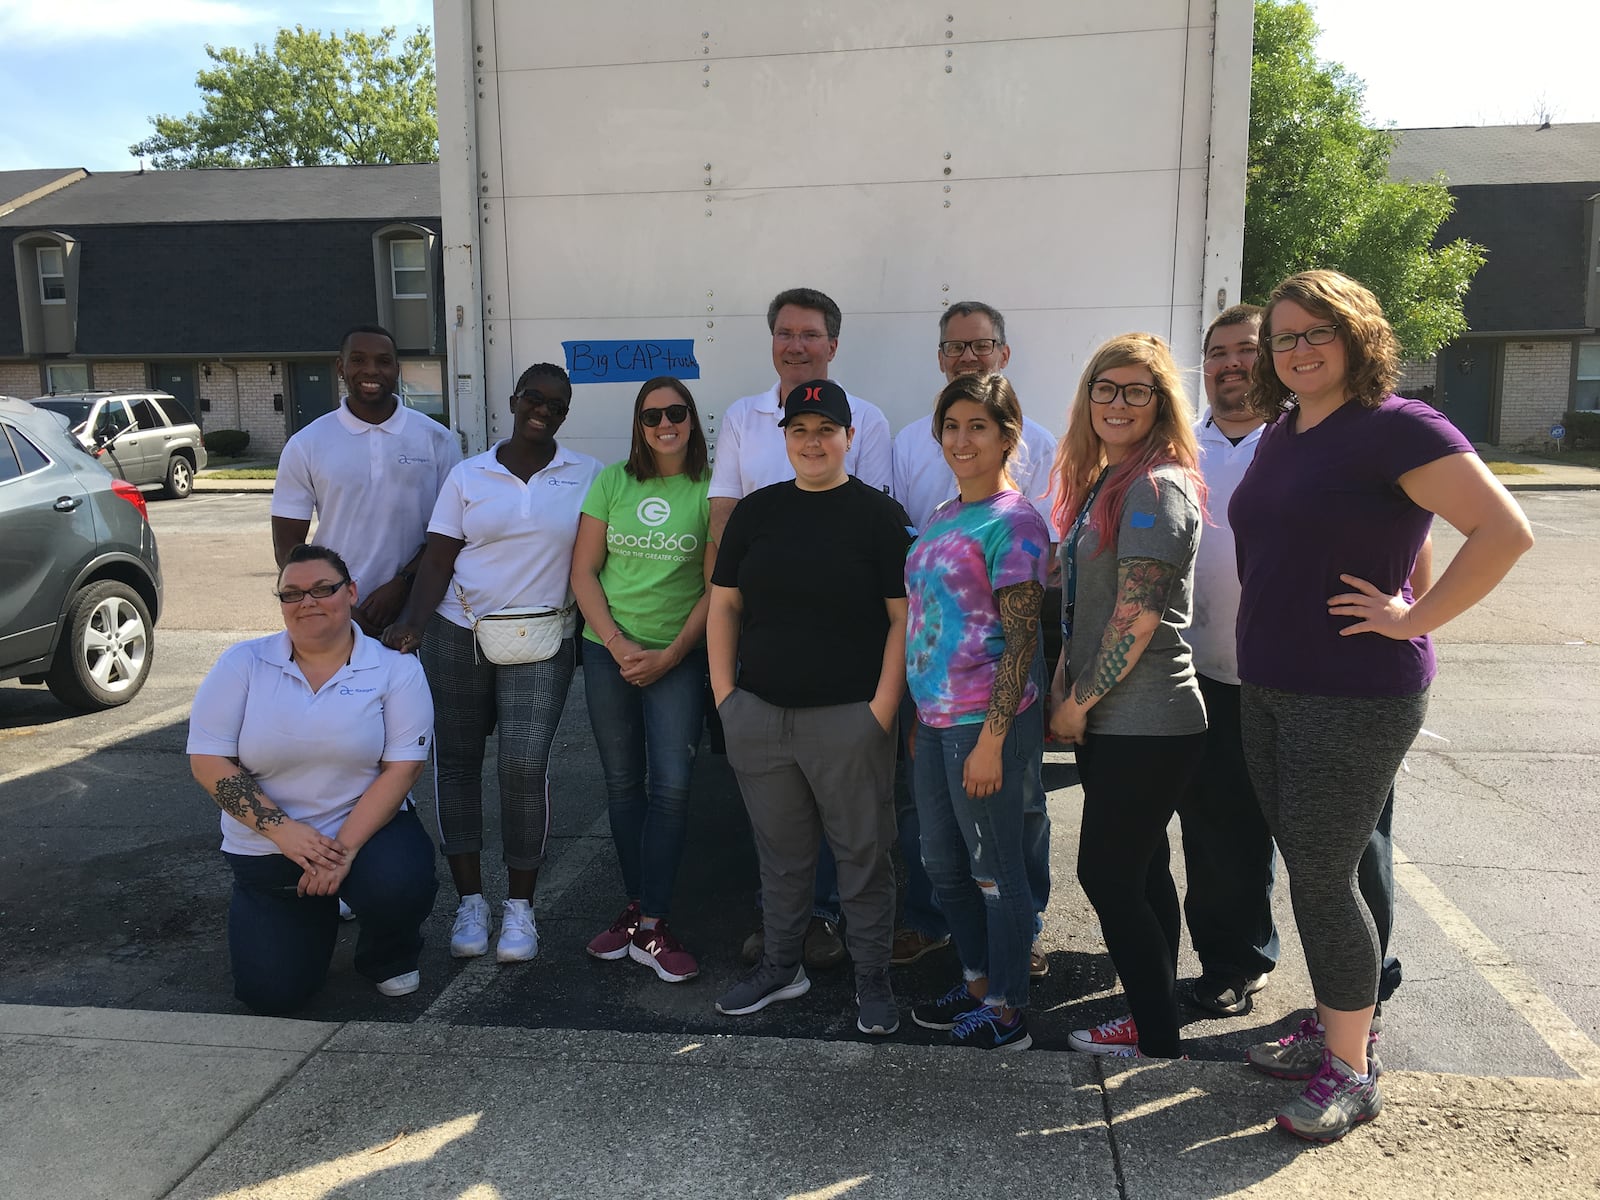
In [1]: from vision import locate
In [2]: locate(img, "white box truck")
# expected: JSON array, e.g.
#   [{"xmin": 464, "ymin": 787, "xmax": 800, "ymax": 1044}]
[{"xmin": 433, "ymin": 0, "xmax": 1253, "ymax": 460}]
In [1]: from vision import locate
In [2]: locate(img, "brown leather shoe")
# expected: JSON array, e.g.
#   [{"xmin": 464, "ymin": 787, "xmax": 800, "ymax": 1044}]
[
  {"xmin": 890, "ymin": 927, "xmax": 951, "ymax": 966},
  {"xmin": 803, "ymin": 916, "xmax": 846, "ymax": 970}
]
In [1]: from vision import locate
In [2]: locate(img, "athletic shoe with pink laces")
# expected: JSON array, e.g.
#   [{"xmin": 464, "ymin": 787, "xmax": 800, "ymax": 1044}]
[
  {"xmin": 1068, "ymin": 1014, "xmax": 1139, "ymax": 1054},
  {"xmin": 586, "ymin": 900, "xmax": 642, "ymax": 961},
  {"xmin": 630, "ymin": 921, "xmax": 699, "ymax": 983},
  {"xmin": 1247, "ymin": 1016, "xmax": 1383, "ymax": 1080}
]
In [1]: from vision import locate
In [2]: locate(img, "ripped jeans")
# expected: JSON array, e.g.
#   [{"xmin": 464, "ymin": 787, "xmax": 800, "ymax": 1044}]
[{"xmin": 912, "ymin": 704, "xmax": 1043, "ymax": 1010}]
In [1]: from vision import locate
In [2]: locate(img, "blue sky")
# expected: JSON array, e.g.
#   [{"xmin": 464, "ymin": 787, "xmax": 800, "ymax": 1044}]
[{"xmin": 1, "ymin": 0, "xmax": 1596, "ymax": 173}]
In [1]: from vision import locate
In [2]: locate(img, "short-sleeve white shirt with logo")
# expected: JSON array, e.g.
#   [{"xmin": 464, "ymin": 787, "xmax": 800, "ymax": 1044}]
[
  {"xmin": 271, "ymin": 400, "xmax": 462, "ymax": 594},
  {"xmin": 186, "ymin": 627, "xmax": 435, "ymax": 856},
  {"xmin": 428, "ymin": 442, "xmax": 604, "ymax": 631}
]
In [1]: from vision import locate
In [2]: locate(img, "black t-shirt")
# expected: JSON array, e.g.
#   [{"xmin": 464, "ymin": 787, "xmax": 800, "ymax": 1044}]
[{"xmin": 713, "ymin": 478, "xmax": 912, "ymax": 708}]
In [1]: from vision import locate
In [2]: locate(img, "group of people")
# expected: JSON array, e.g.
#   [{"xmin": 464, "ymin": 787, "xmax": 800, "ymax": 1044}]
[{"xmin": 188, "ymin": 272, "xmax": 1532, "ymax": 1143}]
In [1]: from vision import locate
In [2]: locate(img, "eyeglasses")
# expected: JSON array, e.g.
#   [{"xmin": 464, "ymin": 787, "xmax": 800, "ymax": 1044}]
[
  {"xmin": 515, "ymin": 389, "xmax": 571, "ymax": 413},
  {"xmin": 274, "ymin": 579, "xmax": 350, "ymax": 604},
  {"xmin": 938, "ymin": 339, "xmax": 1001, "ymax": 357},
  {"xmin": 1088, "ymin": 379, "xmax": 1158, "ymax": 407},
  {"xmin": 640, "ymin": 404, "xmax": 690, "ymax": 427},
  {"xmin": 772, "ymin": 330, "xmax": 831, "ymax": 346},
  {"xmin": 1267, "ymin": 324, "xmax": 1340, "ymax": 354}
]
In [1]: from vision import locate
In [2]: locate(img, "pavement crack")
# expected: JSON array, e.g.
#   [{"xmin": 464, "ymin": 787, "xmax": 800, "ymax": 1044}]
[
  {"xmin": 1093, "ymin": 1060, "xmax": 1130, "ymax": 1200},
  {"xmin": 1403, "ymin": 859, "xmax": 1590, "ymax": 876}
]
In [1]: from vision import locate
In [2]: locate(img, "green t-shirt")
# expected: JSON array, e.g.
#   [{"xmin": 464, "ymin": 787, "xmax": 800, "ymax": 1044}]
[{"xmin": 579, "ymin": 463, "xmax": 711, "ymax": 649}]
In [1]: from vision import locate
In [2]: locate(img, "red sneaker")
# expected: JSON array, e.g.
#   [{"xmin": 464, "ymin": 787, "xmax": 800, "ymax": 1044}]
[
  {"xmin": 586, "ymin": 901, "xmax": 641, "ymax": 961},
  {"xmin": 630, "ymin": 921, "xmax": 700, "ymax": 983},
  {"xmin": 1068, "ymin": 1014, "xmax": 1139, "ymax": 1054}
]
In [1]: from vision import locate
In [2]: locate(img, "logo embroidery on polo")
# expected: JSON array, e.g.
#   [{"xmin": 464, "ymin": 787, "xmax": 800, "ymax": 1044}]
[{"xmin": 636, "ymin": 497, "xmax": 672, "ymax": 528}]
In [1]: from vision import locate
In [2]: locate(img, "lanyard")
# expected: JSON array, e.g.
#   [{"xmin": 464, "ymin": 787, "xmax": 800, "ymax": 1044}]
[{"xmin": 1060, "ymin": 465, "xmax": 1111, "ymax": 649}]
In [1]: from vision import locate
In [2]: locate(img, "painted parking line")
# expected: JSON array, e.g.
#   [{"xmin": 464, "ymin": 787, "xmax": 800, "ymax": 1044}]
[
  {"xmin": 0, "ymin": 698, "xmax": 194, "ymax": 791},
  {"xmin": 1394, "ymin": 842, "xmax": 1600, "ymax": 1079},
  {"xmin": 417, "ymin": 805, "xmax": 615, "ymax": 1025}
]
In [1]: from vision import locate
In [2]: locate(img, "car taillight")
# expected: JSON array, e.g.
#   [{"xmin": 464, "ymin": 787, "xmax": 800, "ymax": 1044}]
[{"xmin": 111, "ymin": 478, "xmax": 149, "ymax": 522}]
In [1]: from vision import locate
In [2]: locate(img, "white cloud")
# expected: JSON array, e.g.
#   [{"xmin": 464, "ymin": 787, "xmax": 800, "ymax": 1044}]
[{"xmin": 0, "ymin": 0, "xmax": 268, "ymax": 44}]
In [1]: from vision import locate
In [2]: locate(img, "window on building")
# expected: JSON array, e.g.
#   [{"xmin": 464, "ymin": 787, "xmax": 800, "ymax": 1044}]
[
  {"xmin": 1577, "ymin": 341, "xmax": 1600, "ymax": 412},
  {"xmin": 38, "ymin": 245, "xmax": 66, "ymax": 304},
  {"xmin": 391, "ymin": 238, "xmax": 427, "ymax": 299},
  {"xmin": 399, "ymin": 360, "xmax": 446, "ymax": 424},
  {"xmin": 45, "ymin": 362, "xmax": 89, "ymax": 394}
]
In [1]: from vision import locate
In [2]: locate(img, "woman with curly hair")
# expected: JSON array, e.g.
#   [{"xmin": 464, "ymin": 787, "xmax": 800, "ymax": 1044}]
[
  {"xmin": 1231, "ymin": 270, "xmax": 1531, "ymax": 1141},
  {"xmin": 1048, "ymin": 333, "xmax": 1207, "ymax": 1061}
]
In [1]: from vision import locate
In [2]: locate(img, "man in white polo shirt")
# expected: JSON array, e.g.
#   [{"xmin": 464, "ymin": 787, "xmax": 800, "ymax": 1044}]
[
  {"xmin": 272, "ymin": 324, "xmax": 462, "ymax": 639},
  {"xmin": 707, "ymin": 287, "xmax": 892, "ymax": 545},
  {"xmin": 889, "ymin": 300, "xmax": 1059, "ymax": 975},
  {"xmin": 708, "ymin": 286, "xmax": 892, "ymax": 969}
]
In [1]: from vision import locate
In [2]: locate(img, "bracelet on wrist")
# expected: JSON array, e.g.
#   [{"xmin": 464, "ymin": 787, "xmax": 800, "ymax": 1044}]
[{"xmin": 604, "ymin": 628, "xmax": 623, "ymax": 648}]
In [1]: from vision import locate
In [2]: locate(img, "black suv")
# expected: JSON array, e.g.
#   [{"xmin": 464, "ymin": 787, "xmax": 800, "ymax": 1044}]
[
  {"xmin": 0, "ymin": 396, "xmax": 163, "ymax": 710},
  {"xmin": 30, "ymin": 390, "xmax": 208, "ymax": 500}
]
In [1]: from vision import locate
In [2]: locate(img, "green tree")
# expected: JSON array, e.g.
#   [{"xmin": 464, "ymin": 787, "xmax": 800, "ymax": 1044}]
[
  {"xmin": 1245, "ymin": 1, "xmax": 1484, "ymax": 358},
  {"xmin": 130, "ymin": 25, "xmax": 437, "ymax": 168}
]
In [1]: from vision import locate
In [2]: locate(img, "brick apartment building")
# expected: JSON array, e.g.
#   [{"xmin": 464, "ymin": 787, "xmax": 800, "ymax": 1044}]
[
  {"xmin": 0, "ymin": 164, "xmax": 447, "ymax": 454},
  {"xmin": 1389, "ymin": 123, "xmax": 1600, "ymax": 447}
]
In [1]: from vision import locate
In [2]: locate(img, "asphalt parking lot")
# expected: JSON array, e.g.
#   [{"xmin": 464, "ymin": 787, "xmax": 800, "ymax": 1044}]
[{"xmin": 2, "ymin": 489, "xmax": 1597, "ymax": 1079}]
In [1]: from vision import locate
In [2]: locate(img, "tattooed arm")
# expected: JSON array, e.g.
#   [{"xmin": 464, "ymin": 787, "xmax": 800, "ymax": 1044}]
[
  {"xmin": 1049, "ymin": 556, "xmax": 1179, "ymax": 744},
  {"xmin": 963, "ymin": 580, "xmax": 1044, "ymax": 799},
  {"xmin": 191, "ymin": 754, "xmax": 346, "ymax": 876}
]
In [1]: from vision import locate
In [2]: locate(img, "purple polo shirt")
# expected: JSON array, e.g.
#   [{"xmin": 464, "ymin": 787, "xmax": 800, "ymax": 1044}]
[{"xmin": 1229, "ymin": 395, "xmax": 1475, "ymax": 697}]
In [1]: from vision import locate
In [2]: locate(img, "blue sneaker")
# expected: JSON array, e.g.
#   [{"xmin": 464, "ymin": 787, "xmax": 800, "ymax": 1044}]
[
  {"xmin": 951, "ymin": 1004, "xmax": 1032, "ymax": 1051},
  {"xmin": 912, "ymin": 981, "xmax": 984, "ymax": 1031}
]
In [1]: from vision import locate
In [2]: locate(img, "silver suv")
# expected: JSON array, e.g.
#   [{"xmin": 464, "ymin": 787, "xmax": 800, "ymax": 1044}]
[
  {"xmin": 30, "ymin": 390, "xmax": 208, "ymax": 500},
  {"xmin": 1, "ymin": 395, "xmax": 163, "ymax": 710}
]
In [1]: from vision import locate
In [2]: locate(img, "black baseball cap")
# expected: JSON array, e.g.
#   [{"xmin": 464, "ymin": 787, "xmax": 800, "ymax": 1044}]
[{"xmin": 778, "ymin": 379, "xmax": 851, "ymax": 428}]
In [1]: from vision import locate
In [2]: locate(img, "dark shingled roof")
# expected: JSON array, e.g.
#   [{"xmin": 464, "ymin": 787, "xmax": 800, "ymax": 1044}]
[
  {"xmin": 1388, "ymin": 124, "xmax": 1600, "ymax": 186},
  {"xmin": 0, "ymin": 164, "xmax": 440, "ymax": 226},
  {"xmin": 0, "ymin": 169, "xmax": 86, "ymax": 214}
]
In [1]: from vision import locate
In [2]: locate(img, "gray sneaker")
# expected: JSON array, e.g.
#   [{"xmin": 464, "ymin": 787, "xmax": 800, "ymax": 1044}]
[
  {"xmin": 855, "ymin": 968, "xmax": 900, "ymax": 1036},
  {"xmin": 1275, "ymin": 1051, "xmax": 1383, "ymax": 1142},
  {"xmin": 1247, "ymin": 1016, "xmax": 1383, "ymax": 1080},
  {"xmin": 715, "ymin": 960, "xmax": 810, "ymax": 1016}
]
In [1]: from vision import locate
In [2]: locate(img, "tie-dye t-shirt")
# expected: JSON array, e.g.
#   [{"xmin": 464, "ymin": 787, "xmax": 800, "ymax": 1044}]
[{"xmin": 906, "ymin": 489, "xmax": 1050, "ymax": 728}]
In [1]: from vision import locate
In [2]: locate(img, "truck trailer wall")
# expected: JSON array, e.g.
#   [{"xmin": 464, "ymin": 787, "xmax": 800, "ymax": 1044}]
[{"xmin": 436, "ymin": 0, "xmax": 1251, "ymax": 462}]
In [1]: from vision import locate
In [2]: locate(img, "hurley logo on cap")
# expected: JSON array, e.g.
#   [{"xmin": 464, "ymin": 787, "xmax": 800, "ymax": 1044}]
[{"xmin": 779, "ymin": 378, "xmax": 852, "ymax": 427}]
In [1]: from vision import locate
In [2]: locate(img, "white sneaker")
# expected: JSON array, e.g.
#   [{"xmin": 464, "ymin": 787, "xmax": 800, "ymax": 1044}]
[
  {"xmin": 338, "ymin": 898, "xmax": 356, "ymax": 922},
  {"xmin": 496, "ymin": 899, "xmax": 538, "ymax": 962},
  {"xmin": 450, "ymin": 893, "xmax": 491, "ymax": 958},
  {"xmin": 377, "ymin": 970, "xmax": 420, "ymax": 997}
]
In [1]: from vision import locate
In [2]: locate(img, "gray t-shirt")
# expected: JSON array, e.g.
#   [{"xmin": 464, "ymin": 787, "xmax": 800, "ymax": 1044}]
[{"xmin": 1064, "ymin": 463, "xmax": 1206, "ymax": 736}]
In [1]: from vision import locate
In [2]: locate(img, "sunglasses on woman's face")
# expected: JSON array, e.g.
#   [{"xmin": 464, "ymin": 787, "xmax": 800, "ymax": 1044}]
[{"xmin": 639, "ymin": 404, "xmax": 690, "ymax": 427}]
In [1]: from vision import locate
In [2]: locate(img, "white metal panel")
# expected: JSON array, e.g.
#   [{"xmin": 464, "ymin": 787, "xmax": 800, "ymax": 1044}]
[
  {"xmin": 495, "ymin": 31, "xmax": 1190, "ymax": 199},
  {"xmin": 490, "ymin": 0, "xmax": 1190, "ymax": 70},
  {"xmin": 498, "ymin": 171, "xmax": 1187, "ymax": 324}
]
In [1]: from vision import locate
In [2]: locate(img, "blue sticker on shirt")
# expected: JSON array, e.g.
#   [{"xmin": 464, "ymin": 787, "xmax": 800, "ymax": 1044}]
[
  {"xmin": 1129, "ymin": 511, "xmax": 1156, "ymax": 529},
  {"xmin": 1020, "ymin": 539, "xmax": 1043, "ymax": 559}
]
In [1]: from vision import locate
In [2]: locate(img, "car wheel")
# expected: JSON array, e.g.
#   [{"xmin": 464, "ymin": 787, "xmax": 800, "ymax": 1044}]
[
  {"xmin": 163, "ymin": 455, "xmax": 194, "ymax": 499},
  {"xmin": 45, "ymin": 581, "xmax": 154, "ymax": 711}
]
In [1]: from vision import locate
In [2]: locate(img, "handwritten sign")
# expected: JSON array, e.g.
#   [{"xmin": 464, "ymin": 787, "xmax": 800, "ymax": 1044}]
[{"xmin": 563, "ymin": 340, "xmax": 700, "ymax": 384}]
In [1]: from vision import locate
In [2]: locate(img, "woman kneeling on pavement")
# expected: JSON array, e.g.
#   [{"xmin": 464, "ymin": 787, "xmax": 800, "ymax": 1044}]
[
  {"xmin": 1231, "ymin": 270, "xmax": 1531, "ymax": 1141},
  {"xmin": 189, "ymin": 544, "xmax": 438, "ymax": 1015},
  {"xmin": 904, "ymin": 373, "xmax": 1050, "ymax": 1051},
  {"xmin": 708, "ymin": 379, "xmax": 911, "ymax": 1034},
  {"xmin": 572, "ymin": 376, "xmax": 713, "ymax": 983},
  {"xmin": 1049, "ymin": 333, "xmax": 1207, "ymax": 1062}
]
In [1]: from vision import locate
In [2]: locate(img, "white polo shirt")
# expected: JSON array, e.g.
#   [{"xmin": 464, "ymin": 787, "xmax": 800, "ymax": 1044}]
[
  {"xmin": 893, "ymin": 412, "xmax": 1060, "ymax": 535},
  {"xmin": 272, "ymin": 400, "xmax": 462, "ymax": 595},
  {"xmin": 1189, "ymin": 413, "xmax": 1266, "ymax": 686},
  {"xmin": 187, "ymin": 627, "xmax": 434, "ymax": 857},
  {"xmin": 708, "ymin": 381, "xmax": 893, "ymax": 499},
  {"xmin": 428, "ymin": 441, "xmax": 603, "ymax": 631}
]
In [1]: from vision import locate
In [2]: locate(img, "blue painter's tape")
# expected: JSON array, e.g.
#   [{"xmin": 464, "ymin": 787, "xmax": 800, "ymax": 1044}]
[
  {"xmin": 1020, "ymin": 538, "xmax": 1043, "ymax": 559},
  {"xmin": 562, "ymin": 340, "xmax": 701, "ymax": 384},
  {"xmin": 1129, "ymin": 511, "xmax": 1156, "ymax": 529}
]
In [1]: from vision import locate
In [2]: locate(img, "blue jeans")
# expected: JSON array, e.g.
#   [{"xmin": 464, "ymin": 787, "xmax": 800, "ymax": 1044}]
[
  {"xmin": 582, "ymin": 641, "xmax": 706, "ymax": 917},
  {"xmin": 224, "ymin": 807, "xmax": 438, "ymax": 1016},
  {"xmin": 913, "ymin": 706, "xmax": 1043, "ymax": 1010}
]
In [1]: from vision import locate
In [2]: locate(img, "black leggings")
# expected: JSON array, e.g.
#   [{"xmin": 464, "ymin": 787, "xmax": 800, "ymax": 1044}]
[{"xmin": 1077, "ymin": 731, "xmax": 1207, "ymax": 1058}]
